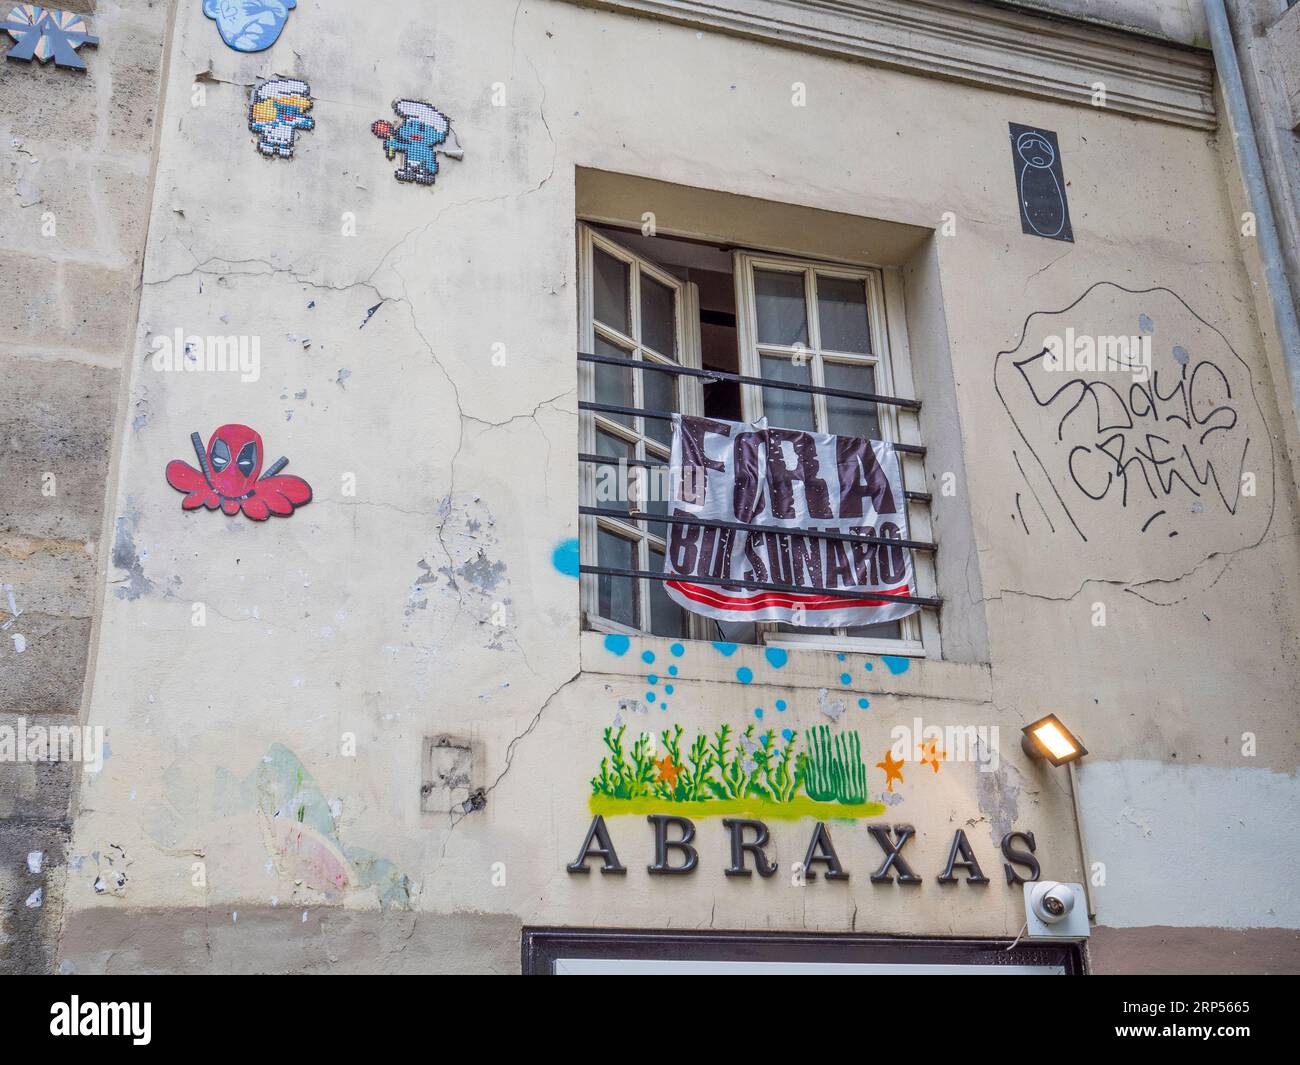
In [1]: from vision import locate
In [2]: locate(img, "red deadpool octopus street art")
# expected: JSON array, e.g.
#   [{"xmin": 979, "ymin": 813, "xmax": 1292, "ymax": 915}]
[{"xmin": 165, "ymin": 424, "xmax": 312, "ymax": 521}]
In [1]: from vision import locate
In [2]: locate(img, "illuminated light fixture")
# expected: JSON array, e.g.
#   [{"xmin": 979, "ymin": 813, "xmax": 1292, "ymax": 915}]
[{"xmin": 1021, "ymin": 714, "xmax": 1087, "ymax": 767}]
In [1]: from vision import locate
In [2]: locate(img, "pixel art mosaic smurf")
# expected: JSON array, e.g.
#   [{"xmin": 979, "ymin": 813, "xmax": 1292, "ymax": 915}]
[
  {"xmin": 248, "ymin": 76, "xmax": 314, "ymax": 159},
  {"xmin": 370, "ymin": 99, "xmax": 463, "ymax": 186}
]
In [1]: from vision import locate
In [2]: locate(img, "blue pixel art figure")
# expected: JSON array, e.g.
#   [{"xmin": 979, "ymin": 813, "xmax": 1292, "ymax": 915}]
[
  {"xmin": 248, "ymin": 77, "xmax": 314, "ymax": 159},
  {"xmin": 202, "ymin": 0, "xmax": 296, "ymax": 54},
  {"xmin": 370, "ymin": 100, "xmax": 462, "ymax": 186}
]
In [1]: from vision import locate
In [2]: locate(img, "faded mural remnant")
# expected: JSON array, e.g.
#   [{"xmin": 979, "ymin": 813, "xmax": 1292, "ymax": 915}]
[
  {"xmin": 255, "ymin": 744, "xmax": 411, "ymax": 910},
  {"xmin": 202, "ymin": 0, "xmax": 297, "ymax": 54},
  {"xmin": 995, "ymin": 283, "xmax": 1273, "ymax": 551},
  {"xmin": 370, "ymin": 99, "xmax": 462, "ymax": 186},
  {"xmin": 165, "ymin": 424, "xmax": 313, "ymax": 520},
  {"xmin": 3, "ymin": 4, "xmax": 97, "ymax": 70},
  {"xmin": 589, "ymin": 722, "xmax": 887, "ymax": 820},
  {"xmin": 248, "ymin": 76, "xmax": 314, "ymax": 160}
]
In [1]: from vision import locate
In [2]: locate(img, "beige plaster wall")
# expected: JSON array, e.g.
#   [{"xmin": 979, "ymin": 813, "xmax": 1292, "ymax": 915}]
[{"xmin": 52, "ymin": 0, "xmax": 1299, "ymax": 972}]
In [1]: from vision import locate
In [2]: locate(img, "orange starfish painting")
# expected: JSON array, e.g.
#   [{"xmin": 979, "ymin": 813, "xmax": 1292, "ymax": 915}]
[
  {"xmin": 655, "ymin": 754, "xmax": 681, "ymax": 788},
  {"xmin": 876, "ymin": 750, "xmax": 905, "ymax": 792},
  {"xmin": 919, "ymin": 737, "xmax": 945, "ymax": 773}
]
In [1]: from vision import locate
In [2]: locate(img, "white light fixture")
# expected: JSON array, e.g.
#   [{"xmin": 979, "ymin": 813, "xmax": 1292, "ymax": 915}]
[{"xmin": 1021, "ymin": 713, "xmax": 1087, "ymax": 767}]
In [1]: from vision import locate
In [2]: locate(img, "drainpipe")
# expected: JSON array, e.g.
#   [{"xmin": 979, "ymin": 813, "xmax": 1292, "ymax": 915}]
[{"xmin": 1204, "ymin": 0, "xmax": 1300, "ymax": 438}]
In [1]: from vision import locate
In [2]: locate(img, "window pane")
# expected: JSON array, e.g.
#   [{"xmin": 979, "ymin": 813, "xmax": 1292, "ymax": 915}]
[
  {"xmin": 824, "ymin": 360, "xmax": 880, "ymax": 440},
  {"xmin": 754, "ymin": 269, "xmax": 808, "ymax": 346},
  {"xmin": 817, "ymin": 276, "xmax": 872, "ymax": 354},
  {"xmin": 593, "ymin": 249, "xmax": 629, "ymax": 334},
  {"xmin": 843, "ymin": 620, "xmax": 903, "ymax": 639},
  {"xmin": 594, "ymin": 335, "xmax": 633, "ymax": 427},
  {"xmin": 597, "ymin": 529, "xmax": 637, "ymax": 628},
  {"xmin": 642, "ymin": 360, "xmax": 676, "ymax": 447},
  {"xmin": 644, "ymin": 459, "xmax": 671, "ymax": 517},
  {"xmin": 640, "ymin": 273, "xmax": 677, "ymax": 358},
  {"xmin": 760, "ymin": 354, "xmax": 815, "ymax": 432},
  {"xmin": 648, "ymin": 549, "xmax": 688, "ymax": 638},
  {"xmin": 594, "ymin": 430, "xmax": 632, "ymax": 515}
]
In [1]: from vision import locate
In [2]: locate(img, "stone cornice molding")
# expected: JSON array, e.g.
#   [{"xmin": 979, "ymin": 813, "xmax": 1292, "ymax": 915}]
[{"xmin": 559, "ymin": 0, "xmax": 1216, "ymax": 129}]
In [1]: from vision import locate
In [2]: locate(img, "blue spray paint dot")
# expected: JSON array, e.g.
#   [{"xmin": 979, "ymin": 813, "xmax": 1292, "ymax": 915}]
[
  {"xmin": 759, "ymin": 732, "xmax": 770, "ymax": 745},
  {"xmin": 754, "ymin": 707, "xmax": 764, "ymax": 719},
  {"xmin": 551, "ymin": 538, "xmax": 580, "ymax": 577},
  {"xmin": 668, "ymin": 665, "xmax": 678, "ymax": 676},
  {"xmin": 736, "ymin": 667, "xmax": 754, "ymax": 684},
  {"xmin": 646, "ymin": 692, "xmax": 656, "ymax": 704},
  {"xmin": 781, "ymin": 728, "xmax": 794, "ymax": 742},
  {"xmin": 881, "ymin": 655, "xmax": 911, "ymax": 675},
  {"xmin": 864, "ymin": 661, "xmax": 874, "ymax": 671},
  {"xmin": 837, "ymin": 653, "xmax": 847, "ymax": 661},
  {"xmin": 647, "ymin": 674, "xmax": 658, "ymax": 684},
  {"xmin": 712, "ymin": 641, "xmax": 738, "ymax": 657},
  {"xmin": 764, "ymin": 647, "xmax": 789, "ymax": 669},
  {"xmin": 840, "ymin": 673, "xmax": 851, "ymax": 685},
  {"xmin": 603, "ymin": 634, "xmax": 630, "ymax": 656},
  {"xmin": 642, "ymin": 650, "xmax": 656, "ymax": 664},
  {"xmin": 775, "ymin": 699, "xmax": 787, "ymax": 712},
  {"xmin": 670, "ymin": 643, "xmax": 685, "ymax": 657},
  {"xmin": 858, "ymin": 698, "xmax": 870, "ymax": 709},
  {"xmin": 665, "ymin": 685, "xmax": 674, "ymax": 695}
]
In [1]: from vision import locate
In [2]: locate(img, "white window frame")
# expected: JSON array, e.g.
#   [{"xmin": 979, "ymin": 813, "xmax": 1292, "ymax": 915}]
[
  {"xmin": 734, "ymin": 251, "xmax": 936, "ymax": 658},
  {"xmin": 577, "ymin": 223, "xmax": 704, "ymax": 638}
]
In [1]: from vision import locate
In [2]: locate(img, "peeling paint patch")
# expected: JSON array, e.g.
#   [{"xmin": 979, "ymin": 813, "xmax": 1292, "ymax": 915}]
[
  {"xmin": 816, "ymin": 688, "xmax": 846, "ymax": 722},
  {"xmin": 973, "ymin": 738, "xmax": 1025, "ymax": 847},
  {"xmin": 26, "ymin": 851, "xmax": 42, "ymax": 874},
  {"xmin": 457, "ymin": 549, "xmax": 505, "ymax": 593},
  {"xmin": 111, "ymin": 506, "xmax": 155, "ymax": 601}
]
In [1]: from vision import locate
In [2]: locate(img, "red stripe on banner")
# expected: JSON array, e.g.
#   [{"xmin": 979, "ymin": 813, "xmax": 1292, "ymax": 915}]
[{"xmin": 666, "ymin": 580, "xmax": 913, "ymax": 612}]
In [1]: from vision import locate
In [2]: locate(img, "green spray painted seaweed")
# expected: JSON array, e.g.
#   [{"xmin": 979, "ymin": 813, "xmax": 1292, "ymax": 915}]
[
  {"xmin": 590, "ymin": 722, "xmax": 877, "ymax": 816},
  {"xmin": 802, "ymin": 725, "xmax": 868, "ymax": 804}
]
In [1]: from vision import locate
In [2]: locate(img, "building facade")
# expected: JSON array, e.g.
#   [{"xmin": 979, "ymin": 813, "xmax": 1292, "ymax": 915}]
[{"xmin": 2, "ymin": 0, "xmax": 1299, "ymax": 974}]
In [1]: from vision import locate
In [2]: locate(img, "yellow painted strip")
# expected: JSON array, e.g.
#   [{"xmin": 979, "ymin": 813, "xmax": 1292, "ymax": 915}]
[{"xmin": 589, "ymin": 794, "xmax": 887, "ymax": 821}]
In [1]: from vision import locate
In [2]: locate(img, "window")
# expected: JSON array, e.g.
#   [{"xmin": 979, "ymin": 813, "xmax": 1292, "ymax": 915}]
[
  {"xmin": 578, "ymin": 226, "xmax": 702, "ymax": 638},
  {"xmin": 735, "ymin": 253, "xmax": 924, "ymax": 654},
  {"xmin": 577, "ymin": 222, "xmax": 935, "ymax": 654}
]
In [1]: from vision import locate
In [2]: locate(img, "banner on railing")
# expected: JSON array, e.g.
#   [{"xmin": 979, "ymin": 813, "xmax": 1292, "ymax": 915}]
[{"xmin": 664, "ymin": 414, "xmax": 918, "ymax": 627}]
